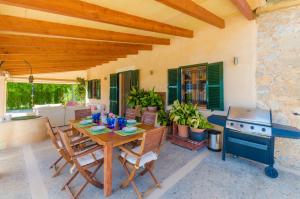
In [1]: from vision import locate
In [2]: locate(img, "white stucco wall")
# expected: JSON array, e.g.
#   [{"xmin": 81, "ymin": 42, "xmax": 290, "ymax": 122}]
[{"xmin": 87, "ymin": 15, "xmax": 257, "ymax": 110}]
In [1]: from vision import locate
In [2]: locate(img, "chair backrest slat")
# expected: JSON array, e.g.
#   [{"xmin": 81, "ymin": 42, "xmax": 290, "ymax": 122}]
[
  {"xmin": 57, "ymin": 128, "xmax": 75, "ymax": 157},
  {"xmin": 140, "ymin": 127, "xmax": 165, "ymax": 155},
  {"xmin": 141, "ymin": 111, "xmax": 157, "ymax": 126},
  {"xmin": 45, "ymin": 118, "xmax": 60, "ymax": 150},
  {"xmin": 75, "ymin": 109, "xmax": 92, "ymax": 120},
  {"xmin": 125, "ymin": 108, "xmax": 137, "ymax": 120}
]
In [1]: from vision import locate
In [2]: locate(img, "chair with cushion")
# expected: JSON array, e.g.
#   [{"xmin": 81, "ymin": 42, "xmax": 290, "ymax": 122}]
[
  {"xmin": 75, "ymin": 109, "xmax": 92, "ymax": 120},
  {"xmin": 141, "ymin": 111, "xmax": 157, "ymax": 126},
  {"xmin": 118, "ymin": 126, "xmax": 165, "ymax": 199},
  {"xmin": 58, "ymin": 128, "xmax": 104, "ymax": 199},
  {"xmin": 46, "ymin": 119, "xmax": 93, "ymax": 177},
  {"xmin": 125, "ymin": 108, "xmax": 137, "ymax": 120}
]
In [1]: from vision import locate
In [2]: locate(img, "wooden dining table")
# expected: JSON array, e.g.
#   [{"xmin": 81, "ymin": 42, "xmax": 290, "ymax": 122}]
[{"xmin": 70, "ymin": 120, "xmax": 156, "ymax": 197}]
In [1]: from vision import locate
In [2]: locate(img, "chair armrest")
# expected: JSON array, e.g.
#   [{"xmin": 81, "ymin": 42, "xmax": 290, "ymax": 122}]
[
  {"xmin": 73, "ymin": 145, "xmax": 103, "ymax": 158},
  {"xmin": 119, "ymin": 146, "xmax": 140, "ymax": 158}
]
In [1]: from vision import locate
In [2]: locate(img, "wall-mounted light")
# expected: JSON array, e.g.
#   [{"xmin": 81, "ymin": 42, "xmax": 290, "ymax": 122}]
[
  {"xmin": 150, "ymin": 70, "xmax": 154, "ymax": 75},
  {"xmin": 234, "ymin": 57, "xmax": 239, "ymax": 65},
  {"xmin": 104, "ymin": 77, "xmax": 107, "ymax": 80}
]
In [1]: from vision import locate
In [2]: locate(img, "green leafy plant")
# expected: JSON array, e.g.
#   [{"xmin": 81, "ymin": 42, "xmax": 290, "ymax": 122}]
[
  {"xmin": 147, "ymin": 88, "xmax": 163, "ymax": 108},
  {"xmin": 188, "ymin": 112, "xmax": 213, "ymax": 129},
  {"xmin": 169, "ymin": 100, "xmax": 198, "ymax": 126},
  {"xmin": 157, "ymin": 110, "xmax": 169, "ymax": 126},
  {"xmin": 127, "ymin": 87, "xmax": 163, "ymax": 109},
  {"xmin": 74, "ymin": 77, "xmax": 87, "ymax": 103},
  {"xmin": 127, "ymin": 87, "xmax": 147, "ymax": 108}
]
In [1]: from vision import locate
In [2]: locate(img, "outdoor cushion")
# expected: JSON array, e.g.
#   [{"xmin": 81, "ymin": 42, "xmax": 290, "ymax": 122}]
[
  {"xmin": 77, "ymin": 149, "xmax": 104, "ymax": 166},
  {"xmin": 120, "ymin": 146, "xmax": 158, "ymax": 167}
]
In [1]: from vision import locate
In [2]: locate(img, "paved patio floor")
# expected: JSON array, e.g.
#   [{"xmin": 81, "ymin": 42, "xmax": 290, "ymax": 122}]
[{"xmin": 0, "ymin": 139, "xmax": 300, "ymax": 199}]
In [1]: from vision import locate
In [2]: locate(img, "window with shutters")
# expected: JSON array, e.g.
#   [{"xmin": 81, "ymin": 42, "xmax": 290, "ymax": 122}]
[
  {"xmin": 87, "ymin": 79, "xmax": 101, "ymax": 99},
  {"xmin": 167, "ymin": 62, "xmax": 224, "ymax": 111}
]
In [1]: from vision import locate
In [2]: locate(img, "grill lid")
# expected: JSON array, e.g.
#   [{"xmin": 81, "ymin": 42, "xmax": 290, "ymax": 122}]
[{"xmin": 227, "ymin": 107, "xmax": 271, "ymax": 126}]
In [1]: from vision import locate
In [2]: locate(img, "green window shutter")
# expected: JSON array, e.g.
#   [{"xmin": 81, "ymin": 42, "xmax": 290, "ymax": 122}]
[
  {"xmin": 207, "ymin": 62, "xmax": 224, "ymax": 111},
  {"xmin": 109, "ymin": 74, "xmax": 119, "ymax": 115},
  {"xmin": 167, "ymin": 68, "xmax": 181, "ymax": 105},
  {"xmin": 130, "ymin": 70, "xmax": 139, "ymax": 89},
  {"xmin": 95, "ymin": 80, "xmax": 101, "ymax": 99},
  {"xmin": 87, "ymin": 80, "xmax": 93, "ymax": 99}
]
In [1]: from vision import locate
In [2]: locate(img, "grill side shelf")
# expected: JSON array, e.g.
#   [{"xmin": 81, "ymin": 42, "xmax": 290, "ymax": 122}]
[
  {"xmin": 272, "ymin": 123, "xmax": 300, "ymax": 139},
  {"xmin": 207, "ymin": 115, "xmax": 226, "ymax": 127}
]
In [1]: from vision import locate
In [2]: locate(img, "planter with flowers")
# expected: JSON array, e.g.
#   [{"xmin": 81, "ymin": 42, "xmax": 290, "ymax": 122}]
[
  {"xmin": 169, "ymin": 100, "xmax": 198, "ymax": 138},
  {"xmin": 188, "ymin": 112, "xmax": 212, "ymax": 142},
  {"xmin": 107, "ymin": 113, "xmax": 116, "ymax": 129}
]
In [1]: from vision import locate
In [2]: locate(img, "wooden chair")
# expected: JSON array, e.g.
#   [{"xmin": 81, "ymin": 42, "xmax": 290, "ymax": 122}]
[
  {"xmin": 125, "ymin": 108, "xmax": 137, "ymax": 120},
  {"xmin": 141, "ymin": 111, "xmax": 157, "ymax": 126},
  {"xmin": 58, "ymin": 128, "xmax": 104, "ymax": 199},
  {"xmin": 75, "ymin": 109, "xmax": 92, "ymax": 120},
  {"xmin": 46, "ymin": 119, "xmax": 73, "ymax": 177},
  {"xmin": 46, "ymin": 119, "xmax": 93, "ymax": 177},
  {"xmin": 118, "ymin": 127, "xmax": 165, "ymax": 199}
]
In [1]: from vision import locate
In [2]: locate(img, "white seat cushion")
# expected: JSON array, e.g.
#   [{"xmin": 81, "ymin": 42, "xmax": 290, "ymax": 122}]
[
  {"xmin": 77, "ymin": 149, "xmax": 104, "ymax": 166},
  {"xmin": 120, "ymin": 146, "xmax": 158, "ymax": 167}
]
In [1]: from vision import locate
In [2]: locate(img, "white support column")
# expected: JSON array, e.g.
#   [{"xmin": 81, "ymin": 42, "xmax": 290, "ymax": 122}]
[{"xmin": 0, "ymin": 76, "xmax": 6, "ymax": 118}]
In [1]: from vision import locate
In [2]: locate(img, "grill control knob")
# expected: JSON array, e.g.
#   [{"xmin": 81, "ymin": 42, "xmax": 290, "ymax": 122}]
[
  {"xmin": 230, "ymin": 123, "xmax": 234, "ymax": 126},
  {"xmin": 262, "ymin": 128, "xmax": 266, "ymax": 132},
  {"xmin": 240, "ymin": 124, "xmax": 244, "ymax": 128},
  {"xmin": 250, "ymin": 126, "xmax": 254, "ymax": 130}
]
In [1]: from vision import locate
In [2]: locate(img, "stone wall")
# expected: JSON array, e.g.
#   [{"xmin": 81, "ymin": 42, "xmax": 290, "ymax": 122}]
[{"xmin": 256, "ymin": 5, "xmax": 300, "ymax": 170}]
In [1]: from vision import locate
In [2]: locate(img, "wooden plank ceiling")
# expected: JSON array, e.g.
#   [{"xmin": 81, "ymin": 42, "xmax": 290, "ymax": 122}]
[{"xmin": 0, "ymin": 0, "xmax": 260, "ymax": 76}]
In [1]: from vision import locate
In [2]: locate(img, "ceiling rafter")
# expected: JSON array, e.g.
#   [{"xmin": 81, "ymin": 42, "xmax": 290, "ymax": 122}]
[
  {"xmin": 0, "ymin": 15, "xmax": 170, "ymax": 45},
  {"xmin": 230, "ymin": 0, "xmax": 255, "ymax": 20},
  {"xmin": 0, "ymin": 0, "xmax": 193, "ymax": 37},
  {"xmin": 155, "ymin": 0, "xmax": 225, "ymax": 28},
  {"xmin": 0, "ymin": 34, "xmax": 152, "ymax": 50}
]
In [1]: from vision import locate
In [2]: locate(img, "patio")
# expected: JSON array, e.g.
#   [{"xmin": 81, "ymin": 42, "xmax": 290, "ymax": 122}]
[
  {"xmin": 1, "ymin": 140, "xmax": 300, "ymax": 199},
  {"xmin": 1, "ymin": 0, "xmax": 300, "ymax": 198}
]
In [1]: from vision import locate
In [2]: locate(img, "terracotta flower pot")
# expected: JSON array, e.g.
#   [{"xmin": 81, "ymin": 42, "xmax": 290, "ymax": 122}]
[
  {"xmin": 177, "ymin": 124, "xmax": 189, "ymax": 138},
  {"xmin": 147, "ymin": 106, "xmax": 158, "ymax": 112}
]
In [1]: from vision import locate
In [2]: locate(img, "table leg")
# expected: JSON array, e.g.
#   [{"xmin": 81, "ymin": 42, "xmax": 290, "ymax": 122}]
[{"xmin": 103, "ymin": 144, "xmax": 113, "ymax": 196}]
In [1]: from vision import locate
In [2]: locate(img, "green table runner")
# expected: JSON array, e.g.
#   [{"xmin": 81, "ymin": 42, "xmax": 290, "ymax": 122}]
[
  {"xmin": 86, "ymin": 127, "xmax": 112, "ymax": 135},
  {"xmin": 114, "ymin": 128, "xmax": 145, "ymax": 136}
]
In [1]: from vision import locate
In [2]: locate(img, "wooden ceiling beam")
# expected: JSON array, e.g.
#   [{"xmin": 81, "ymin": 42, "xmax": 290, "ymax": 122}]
[
  {"xmin": 230, "ymin": 0, "xmax": 255, "ymax": 20},
  {"xmin": 0, "ymin": 34, "xmax": 152, "ymax": 50},
  {"xmin": 3, "ymin": 62, "xmax": 105, "ymax": 68},
  {"xmin": 0, "ymin": 46, "xmax": 138, "ymax": 55},
  {"xmin": 0, "ymin": 54, "xmax": 125, "ymax": 61},
  {"xmin": 3, "ymin": 59, "xmax": 116, "ymax": 66},
  {"xmin": 0, "ymin": 15, "xmax": 170, "ymax": 45},
  {"xmin": 155, "ymin": 0, "xmax": 225, "ymax": 28},
  {"xmin": 8, "ymin": 67, "xmax": 91, "ymax": 75},
  {"xmin": 0, "ymin": 0, "xmax": 193, "ymax": 37}
]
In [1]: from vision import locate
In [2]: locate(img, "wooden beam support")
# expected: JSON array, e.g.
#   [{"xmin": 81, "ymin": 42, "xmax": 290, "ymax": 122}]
[
  {"xmin": 156, "ymin": 0, "xmax": 225, "ymax": 28},
  {"xmin": 8, "ymin": 67, "xmax": 91, "ymax": 75},
  {"xmin": 3, "ymin": 59, "xmax": 116, "ymax": 66},
  {"xmin": 0, "ymin": 15, "xmax": 170, "ymax": 45},
  {"xmin": 0, "ymin": 46, "xmax": 138, "ymax": 55},
  {"xmin": 0, "ymin": 0, "xmax": 193, "ymax": 37},
  {"xmin": 0, "ymin": 54, "xmax": 125, "ymax": 61},
  {"xmin": 3, "ymin": 62, "xmax": 105, "ymax": 68},
  {"xmin": 230, "ymin": 0, "xmax": 255, "ymax": 20},
  {"xmin": 0, "ymin": 34, "xmax": 152, "ymax": 50}
]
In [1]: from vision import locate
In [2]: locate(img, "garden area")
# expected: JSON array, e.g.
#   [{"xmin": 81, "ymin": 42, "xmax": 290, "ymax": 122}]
[{"xmin": 6, "ymin": 78, "xmax": 86, "ymax": 111}]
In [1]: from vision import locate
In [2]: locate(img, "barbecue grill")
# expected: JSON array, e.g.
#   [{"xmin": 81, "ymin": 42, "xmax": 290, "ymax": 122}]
[{"xmin": 208, "ymin": 106, "xmax": 300, "ymax": 178}]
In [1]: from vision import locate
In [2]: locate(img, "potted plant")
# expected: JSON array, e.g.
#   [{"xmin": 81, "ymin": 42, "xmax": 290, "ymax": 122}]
[
  {"xmin": 169, "ymin": 100, "xmax": 197, "ymax": 138},
  {"xmin": 157, "ymin": 110, "xmax": 170, "ymax": 143},
  {"xmin": 188, "ymin": 112, "xmax": 213, "ymax": 141},
  {"xmin": 147, "ymin": 89, "xmax": 163, "ymax": 112}
]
